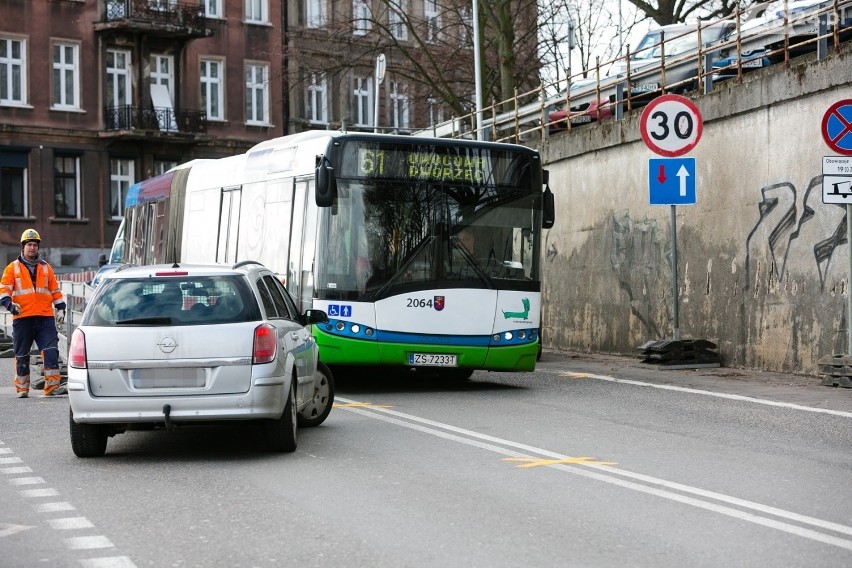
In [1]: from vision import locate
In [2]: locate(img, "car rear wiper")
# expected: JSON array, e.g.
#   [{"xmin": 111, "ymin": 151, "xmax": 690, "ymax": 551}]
[{"xmin": 115, "ymin": 317, "xmax": 173, "ymax": 325}]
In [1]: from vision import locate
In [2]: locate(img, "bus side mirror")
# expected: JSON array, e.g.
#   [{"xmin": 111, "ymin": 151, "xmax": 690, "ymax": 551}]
[
  {"xmin": 315, "ymin": 155, "xmax": 336, "ymax": 207},
  {"xmin": 542, "ymin": 169, "xmax": 555, "ymax": 229}
]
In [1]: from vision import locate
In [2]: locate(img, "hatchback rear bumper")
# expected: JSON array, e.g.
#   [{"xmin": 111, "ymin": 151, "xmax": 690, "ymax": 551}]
[{"xmin": 68, "ymin": 374, "xmax": 289, "ymax": 424}]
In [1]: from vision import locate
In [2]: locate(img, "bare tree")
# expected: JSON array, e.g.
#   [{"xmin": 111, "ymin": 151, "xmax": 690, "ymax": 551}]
[{"xmin": 624, "ymin": 0, "xmax": 762, "ymax": 27}]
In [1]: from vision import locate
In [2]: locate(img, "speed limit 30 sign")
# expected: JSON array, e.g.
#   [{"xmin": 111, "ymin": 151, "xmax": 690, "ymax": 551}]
[{"xmin": 640, "ymin": 94, "xmax": 703, "ymax": 157}]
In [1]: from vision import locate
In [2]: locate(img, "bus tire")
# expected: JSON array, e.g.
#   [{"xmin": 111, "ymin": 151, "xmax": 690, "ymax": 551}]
[
  {"xmin": 298, "ymin": 362, "xmax": 335, "ymax": 428},
  {"xmin": 266, "ymin": 379, "xmax": 298, "ymax": 452}
]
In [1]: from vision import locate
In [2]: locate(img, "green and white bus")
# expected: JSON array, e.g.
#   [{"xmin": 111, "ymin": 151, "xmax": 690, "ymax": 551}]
[{"xmin": 114, "ymin": 131, "xmax": 554, "ymax": 377}]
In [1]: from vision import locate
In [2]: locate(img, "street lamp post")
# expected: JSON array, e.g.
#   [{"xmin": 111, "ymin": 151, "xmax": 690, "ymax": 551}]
[{"xmin": 473, "ymin": 0, "xmax": 484, "ymax": 140}]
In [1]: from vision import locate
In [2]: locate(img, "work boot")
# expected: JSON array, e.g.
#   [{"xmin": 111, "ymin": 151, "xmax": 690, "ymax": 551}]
[
  {"xmin": 31, "ymin": 376, "xmax": 45, "ymax": 390},
  {"xmin": 43, "ymin": 386, "xmax": 67, "ymax": 397},
  {"xmin": 17, "ymin": 391, "xmax": 29, "ymax": 398}
]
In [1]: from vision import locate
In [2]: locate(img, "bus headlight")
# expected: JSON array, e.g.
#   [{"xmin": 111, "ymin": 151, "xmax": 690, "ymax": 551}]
[
  {"xmin": 365, "ymin": 328, "xmax": 374, "ymax": 337},
  {"xmin": 335, "ymin": 322, "xmax": 346, "ymax": 331},
  {"xmin": 493, "ymin": 334, "xmax": 501, "ymax": 342},
  {"xmin": 504, "ymin": 331, "xmax": 513, "ymax": 341},
  {"xmin": 351, "ymin": 324, "xmax": 360, "ymax": 334}
]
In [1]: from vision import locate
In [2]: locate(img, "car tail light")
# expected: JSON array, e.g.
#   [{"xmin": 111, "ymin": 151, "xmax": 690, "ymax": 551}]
[
  {"xmin": 69, "ymin": 329, "xmax": 87, "ymax": 369},
  {"xmin": 253, "ymin": 324, "xmax": 277, "ymax": 364}
]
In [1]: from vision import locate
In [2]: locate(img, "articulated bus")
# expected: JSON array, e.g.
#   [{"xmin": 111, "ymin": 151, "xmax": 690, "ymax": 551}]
[{"xmin": 113, "ymin": 131, "xmax": 555, "ymax": 378}]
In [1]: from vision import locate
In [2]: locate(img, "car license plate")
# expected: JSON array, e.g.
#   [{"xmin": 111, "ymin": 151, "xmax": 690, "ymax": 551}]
[
  {"xmin": 632, "ymin": 83, "xmax": 659, "ymax": 93},
  {"xmin": 741, "ymin": 59, "xmax": 764, "ymax": 68},
  {"xmin": 409, "ymin": 353, "xmax": 458, "ymax": 367},
  {"xmin": 570, "ymin": 115, "xmax": 593, "ymax": 124},
  {"xmin": 130, "ymin": 368, "xmax": 205, "ymax": 388}
]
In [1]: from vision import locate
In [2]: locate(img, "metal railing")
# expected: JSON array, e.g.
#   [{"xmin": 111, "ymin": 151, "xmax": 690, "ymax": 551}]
[
  {"xmin": 104, "ymin": 105, "xmax": 207, "ymax": 134},
  {"xmin": 415, "ymin": 0, "xmax": 852, "ymax": 143},
  {"xmin": 104, "ymin": 0, "xmax": 208, "ymax": 30}
]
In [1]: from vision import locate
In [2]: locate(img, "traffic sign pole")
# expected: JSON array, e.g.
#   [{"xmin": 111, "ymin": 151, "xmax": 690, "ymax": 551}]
[{"xmin": 670, "ymin": 205, "xmax": 680, "ymax": 341}]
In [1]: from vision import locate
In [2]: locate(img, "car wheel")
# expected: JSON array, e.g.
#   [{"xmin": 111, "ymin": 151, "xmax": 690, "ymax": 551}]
[
  {"xmin": 266, "ymin": 378, "xmax": 297, "ymax": 452},
  {"xmin": 298, "ymin": 362, "xmax": 335, "ymax": 428},
  {"xmin": 69, "ymin": 408, "xmax": 108, "ymax": 457}
]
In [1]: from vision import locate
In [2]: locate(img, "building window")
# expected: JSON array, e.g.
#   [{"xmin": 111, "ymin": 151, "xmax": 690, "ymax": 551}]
[
  {"xmin": 110, "ymin": 158, "xmax": 134, "ymax": 220},
  {"xmin": 352, "ymin": 0, "xmax": 372, "ymax": 35},
  {"xmin": 389, "ymin": 0, "xmax": 408, "ymax": 41},
  {"xmin": 106, "ymin": 49, "xmax": 132, "ymax": 128},
  {"xmin": 390, "ymin": 81, "xmax": 409, "ymax": 130},
  {"xmin": 0, "ymin": 151, "xmax": 28, "ymax": 218},
  {"xmin": 0, "ymin": 36, "xmax": 26, "ymax": 106},
  {"xmin": 352, "ymin": 76, "xmax": 372, "ymax": 127},
  {"xmin": 52, "ymin": 42, "xmax": 80, "ymax": 110},
  {"xmin": 54, "ymin": 154, "xmax": 80, "ymax": 220},
  {"xmin": 306, "ymin": 0, "xmax": 325, "ymax": 28},
  {"xmin": 428, "ymin": 97, "xmax": 444, "ymax": 125},
  {"xmin": 245, "ymin": 63, "xmax": 269, "ymax": 125},
  {"xmin": 153, "ymin": 160, "xmax": 177, "ymax": 176},
  {"xmin": 200, "ymin": 58, "xmax": 224, "ymax": 121},
  {"xmin": 150, "ymin": 54, "xmax": 175, "ymax": 105},
  {"xmin": 425, "ymin": 0, "xmax": 441, "ymax": 43},
  {"xmin": 245, "ymin": 0, "xmax": 268, "ymax": 23},
  {"xmin": 203, "ymin": 0, "xmax": 222, "ymax": 17},
  {"xmin": 306, "ymin": 73, "xmax": 328, "ymax": 125}
]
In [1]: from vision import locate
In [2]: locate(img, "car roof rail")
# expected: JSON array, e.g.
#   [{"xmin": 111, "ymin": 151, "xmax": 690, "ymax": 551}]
[{"xmin": 232, "ymin": 260, "xmax": 265, "ymax": 270}]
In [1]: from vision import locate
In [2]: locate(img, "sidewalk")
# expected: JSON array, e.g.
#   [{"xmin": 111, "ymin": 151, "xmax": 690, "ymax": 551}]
[{"xmin": 538, "ymin": 349, "xmax": 852, "ymax": 414}]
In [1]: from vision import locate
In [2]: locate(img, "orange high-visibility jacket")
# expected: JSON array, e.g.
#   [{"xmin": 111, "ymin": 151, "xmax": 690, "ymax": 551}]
[{"xmin": 0, "ymin": 259, "xmax": 64, "ymax": 319}]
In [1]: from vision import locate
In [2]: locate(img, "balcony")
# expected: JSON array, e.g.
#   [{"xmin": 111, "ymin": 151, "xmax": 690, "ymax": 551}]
[
  {"xmin": 95, "ymin": 1, "xmax": 214, "ymax": 39},
  {"xmin": 102, "ymin": 106, "xmax": 207, "ymax": 139}
]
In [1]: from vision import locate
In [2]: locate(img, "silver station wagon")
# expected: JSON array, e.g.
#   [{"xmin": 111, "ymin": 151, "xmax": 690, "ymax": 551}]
[{"xmin": 67, "ymin": 262, "xmax": 333, "ymax": 457}]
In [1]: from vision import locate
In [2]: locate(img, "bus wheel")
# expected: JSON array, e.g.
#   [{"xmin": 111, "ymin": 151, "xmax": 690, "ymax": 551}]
[
  {"xmin": 442, "ymin": 368, "xmax": 474, "ymax": 380},
  {"xmin": 298, "ymin": 362, "xmax": 335, "ymax": 427}
]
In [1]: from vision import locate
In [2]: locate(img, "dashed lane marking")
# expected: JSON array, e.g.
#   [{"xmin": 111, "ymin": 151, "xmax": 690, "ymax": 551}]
[
  {"xmin": 0, "ymin": 523, "xmax": 35, "ymax": 538},
  {"xmin": 1, "ymin": 439, "xmax": 137, "ymax": 567},
  {"xmin": 48, "ymin": 517, "xmax": 95, "ymax": 530}
]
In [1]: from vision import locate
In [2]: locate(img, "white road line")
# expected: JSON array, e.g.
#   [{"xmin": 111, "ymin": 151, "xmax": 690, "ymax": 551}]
[
  {"xmin": 79, "ymin": 557, "xmax": 138, "ymax": 568},
  {"xmin": 548, "ymin": 369, "xmax": 852, "ymax": 418},
  {"xmin": 35, "ymin": 502, "xmax": 76, "ymax": 513},
  {"xmin": 49, "ymin": 517, "xmax": 95, "ymax": 530},
  {"xmin": 0, "ymin": 457, "xmax": 22, "ymax": 464},
  {"xmin": 336, "ymin": 396, "xmax": 852, "ymax": 551},
  {"xmin": 0, "ymin": 447, "xmax": 12, "ymax": 454},
  {"xmin": 8, "ymin": 476, "xmax": 45, "ymax": 486},
  {"xmin": 1, "ymin": 466, "xmax": 32, "ymax": 474},
  {"xmin": 64, "ymin": 535, "xmax": 115, "ymax": 550},
  {"xmin": 19, "ymin": 488, "xmax": 59, "ymax": 498}
]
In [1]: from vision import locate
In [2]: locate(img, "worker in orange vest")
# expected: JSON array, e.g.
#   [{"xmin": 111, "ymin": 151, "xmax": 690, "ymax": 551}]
[{"xmin": 1, "ymin": 229, "xmax": 67, "ymax": 398}]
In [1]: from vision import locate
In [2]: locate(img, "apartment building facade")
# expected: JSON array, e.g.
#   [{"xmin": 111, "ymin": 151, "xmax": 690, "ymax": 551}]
[{"xmin": 0, "ymin": 0, "xmax": 283, "ymax": 267}]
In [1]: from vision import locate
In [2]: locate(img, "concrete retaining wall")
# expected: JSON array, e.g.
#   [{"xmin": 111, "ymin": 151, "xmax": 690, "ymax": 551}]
[{"xmin": 536, "ymin": 43, "xmax": 852, "ymax": 374}]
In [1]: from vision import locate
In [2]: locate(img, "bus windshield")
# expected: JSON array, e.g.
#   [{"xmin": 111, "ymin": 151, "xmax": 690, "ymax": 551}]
[{"xmin": 316, "ymin": 177, "xmax": 542, "ymax": 301}]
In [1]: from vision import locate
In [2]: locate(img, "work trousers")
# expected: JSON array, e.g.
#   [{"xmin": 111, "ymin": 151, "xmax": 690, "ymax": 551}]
[{"xmin": 12, "ymin": 316, "xmax": 60, "ymax": 395}]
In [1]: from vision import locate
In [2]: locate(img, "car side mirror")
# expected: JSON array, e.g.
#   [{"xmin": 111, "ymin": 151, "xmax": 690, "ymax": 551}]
[{"xmin": 304, "ymin": 309, "xmax": 329, "ymax": 324}]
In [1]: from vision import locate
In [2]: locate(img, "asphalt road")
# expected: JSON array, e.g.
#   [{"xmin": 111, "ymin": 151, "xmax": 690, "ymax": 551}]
[{"xmin": 1, "ymin": 352, "xmax": 850, "ymax": 567}]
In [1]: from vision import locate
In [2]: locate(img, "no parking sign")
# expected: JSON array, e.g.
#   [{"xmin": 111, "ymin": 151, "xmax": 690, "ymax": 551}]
[{"xmin": 822, "ymin": 100, "xmax": 852, "ymax": 156}]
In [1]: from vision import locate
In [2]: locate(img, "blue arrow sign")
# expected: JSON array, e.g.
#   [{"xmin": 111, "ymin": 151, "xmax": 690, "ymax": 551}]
[{"xmin": 649, "ymin": 158, "xmax": 696, "ymax": 205}]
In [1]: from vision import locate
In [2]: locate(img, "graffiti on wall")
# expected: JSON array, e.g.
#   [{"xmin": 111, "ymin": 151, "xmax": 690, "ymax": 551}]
[{"xmin": 744, "ymin": 175, "xmax": 848, "ymax": 292}]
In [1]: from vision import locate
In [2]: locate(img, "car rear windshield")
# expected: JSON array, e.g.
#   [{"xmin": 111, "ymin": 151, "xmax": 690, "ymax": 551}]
[{"xmin": 83, "ymin": 275, "xmax": 261, "ymax": 326}]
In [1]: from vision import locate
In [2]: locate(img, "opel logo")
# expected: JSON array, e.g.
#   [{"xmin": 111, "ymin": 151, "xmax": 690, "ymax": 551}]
[{"xmin": 157, "ymin": 336, "xmax": 177, "ymax": 353}]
